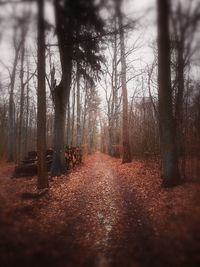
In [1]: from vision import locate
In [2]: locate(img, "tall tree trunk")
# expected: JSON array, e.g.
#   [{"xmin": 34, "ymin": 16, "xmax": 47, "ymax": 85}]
[
  {"xmin": 24, "ymin": 69, "xmax": 30, "ymax": 155},
  {"xmin": 51, "ymin": 0, "xmax": 73, "ymax": 176},
  {"xmin": 81, "ymin": 83, "xmax": 88, "ymax": 145},
  {"xmin": 37, "ymin": 0, "xmax": 48, "ymax": 190},
  {"xmin": 71, "ymin": 83, "xmax": 76, "ymax": 146},
  {"xmin": 175, "ymin": 44, "xmax": 184, "ymax": 129},
  {"xmin": 88, "ymin": 111, "xmax": 93, "ymax": 154},
  {"xmin": 8, "ymin": 35, "xmax": 21, "ymax": 162},
  {"xmin": 8, "ymin": 83, "xmax": 15, "ymax": 162},
  {"xmin": 51, "ymin": 82, "xmax": 67, "ymax": 176},
  {"xmin": 116, "ymin": 0, "xmax": 131, "ymax": 163},
  {"xmin": 113, "ymin": 28, "xmax": 120, "ymax": 157},
  {"xmin": 76, "ymin": 63, "xmax": 81, "ymax": 147},
  {"xmin": 157, "ymin": 0, "xmax": 180, "ymax": 187},
  {"xmin": 18, "ymin": 39, "xmax": 25, "ymax": 162},
  {"xmin": 66, "ymin": 102, "xmax": 71, "ymax": 146},
  {"xmin": 175, "ymin": 42, "xmax": 185, "ymax": 177},
  {"xmin": 108, "ymin": 116, "xmax": 114, "ymax": 156}
]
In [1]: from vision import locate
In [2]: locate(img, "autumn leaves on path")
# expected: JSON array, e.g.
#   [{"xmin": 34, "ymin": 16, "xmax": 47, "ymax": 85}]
[
  {"xmin": 0, "ymin": 153, "xmax": 200, "ymax": 267},
  {"xmin": 74, "ymin": 153, "xmax": 159, "ymax": 266},
  {"xmin": 63, "ymin": 152, "xmax": 158, "ymax": 267}
]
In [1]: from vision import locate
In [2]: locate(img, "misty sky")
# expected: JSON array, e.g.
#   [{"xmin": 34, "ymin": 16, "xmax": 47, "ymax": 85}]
[{"xmin": 0, "ymin": 0, "xmax": 157, "ymax": 85}]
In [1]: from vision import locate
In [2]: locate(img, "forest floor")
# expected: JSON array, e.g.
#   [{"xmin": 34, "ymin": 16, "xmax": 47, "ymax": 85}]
[{"xmin": 0, "ymin": 152, "xmax": 200, "ymax": 267}]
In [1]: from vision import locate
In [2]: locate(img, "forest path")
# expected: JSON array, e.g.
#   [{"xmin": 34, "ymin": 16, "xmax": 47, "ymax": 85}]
[
  {"xmin": 0, "ymin": 153, "xmax": 199, "ymax": 267},
  {"xmin": 53, "ymin": 152, "xmax": 159, "ymax": 267}
]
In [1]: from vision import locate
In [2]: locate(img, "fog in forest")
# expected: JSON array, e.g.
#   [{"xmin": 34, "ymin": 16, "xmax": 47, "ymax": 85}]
[{"xmin": 0, "ymin": 0, "xmax": 200, "ymax": 267}]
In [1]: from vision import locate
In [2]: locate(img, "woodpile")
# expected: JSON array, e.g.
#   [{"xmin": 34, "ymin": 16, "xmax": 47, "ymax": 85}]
[
  {"xmin": 13, "ymin": 147, "xmax": 82, "ymax": 178},
  {"xmin": 13, "ymin": 149, "xmax": 53, "ymax": 178}
]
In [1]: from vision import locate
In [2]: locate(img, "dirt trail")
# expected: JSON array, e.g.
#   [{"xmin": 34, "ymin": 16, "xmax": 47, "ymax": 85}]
[
  {"xmin": 48, "ymin": 152, "xmax": 156, "ymax": 267},
  {"xmin": 0, "ymin": 153, "xmax": 199, "ymax": 267},
  {"xmin": 73, "ymin": 152, "xmax": 159, "ymax": 267}
]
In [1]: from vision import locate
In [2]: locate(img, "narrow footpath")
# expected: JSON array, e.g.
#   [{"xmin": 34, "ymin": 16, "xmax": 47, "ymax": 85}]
[{"xmin": 0, "ymin": 153, "xmax": 199, "ymax": 267}]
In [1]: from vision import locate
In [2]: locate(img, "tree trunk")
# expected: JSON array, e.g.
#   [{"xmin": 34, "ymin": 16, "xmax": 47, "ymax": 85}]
[
  {"xmin": 51, "ymin": 78, "xmax": 71, "ymax": 177},
  {"xmin": 81, "ymin": 83, "xmax": 88, "ymax": 144},
  {"xmin": 116, "ymin": 1, "xmax": 131, "ymax": 163},
  {"xmin": 108, "ymin": 116, "xmax": 114, "ymax": 156},
  {"xmin": 76, "ymin": 64, "xmax": 81, "ymax": 147},
  {"xmin": 37, "ymin": 0, "xmax": 48, "ymax": 190},
  {"xmin": 51, "ymin": 0, "xmax": 73, "ymax": 176},
  {"xmin": 51, "ymin": 82, "xmax": 67, "ymax": 176},
  {"xmin": 175, "ymin": 43, "xmax": 185, "ymax": 177},
  {"xmin": 8, "ymin": 84, "xmax": 15, "ymax": 162},
  {"xmin": 8, "ymin": 35, "xmax": 21, "ymax": 162},
  {"xmin": 157, "ymin": 0, "xmax": 180, "ymax": 187},
  {"xmin": 71, "ymin": 83, "xmax": 76, "ymax": 146},
  {"xmin": 113, "ymin": 28, "xmax": 120, "ymax": 157},
  {"xmin": 24, "ymin": 70, "xmax": 30, "ymax": 155},
  {"xmin": 66, "ymin": 102, "xmax": 71, "ymax": 146},
  {"xmin": 18, "ymin": 38, "xmax": 25, "ymax": 162}
]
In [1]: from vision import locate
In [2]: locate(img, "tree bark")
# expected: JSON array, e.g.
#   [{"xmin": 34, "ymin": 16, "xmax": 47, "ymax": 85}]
[
  {"xmin": 18, "ymin": 36, "xmax": 26, "ymax": 162},
  {"xmin": 76, "ymin": 63, "xmax": 81, "ymax": 147},
  {"xmin": 66, "ymin": 102, "xmax": 71, "ymax": 146},
  {"xmin": 24, "ymin": 68, "xmax": 30, "ymax": 155},
  {"xmin": 51, "ymin": 82, "xmax": 67, "ymax": 176},
  {"xmin": 175, "ymin": 42, "xmax": 185, "ymax": 176},
  {"xmin": 8, "ymin": 29, "xmax": 22, "ymax": 162},
  {"xmin": 37, "ymin": 0, "xmax": 48, "ymax": 190},
  {"xmin": 157, "ymin": 0, "xmax": 180, "ymax": 187},
  {"xmin": 71, "ymin": 82, "xmax": 76, "ymax": 146},
  {"xmin": 51, "ymin": 0, "xmax": 73, "ymax": 176},
  {"xmin": 81, "ymin": 83, "xmax": 88, "ymax": 145},
  {"xmin": 113, "ymin": 27, "xmax": 120, "ymax": 156},
  {"xmin": 116, "ymin": 0, "xmax": 131, "ymax": 163}
]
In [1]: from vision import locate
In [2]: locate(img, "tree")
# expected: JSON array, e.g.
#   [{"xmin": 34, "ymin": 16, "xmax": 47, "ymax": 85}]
[
  {"xmin": 76, "ymin": 63, "xmax": 81, "ymax": 147},
  {"xmin": 8, "ymin": 23, "xmax": 23, "ymax": 162},
  {"xmin": 18, "ymin": 13, "xmax": 31, "ymax": 162},
  {"xmin": 171, "ymin": 1, "xmax": 200, "ymax": 129},
  {"xmin": 51, "ymin": 0, "xmax": 104, "ymax": 176},
  {"xmin": 50, "ymin": 0, "xmax": 73, "ymax": 176},
  {"xmin": 100, "ymin": 21, "xmax": 121, "ymax": 157},
  {"xmin": 157, "ymin": 0, "xmax": 180, "ymax": 187},
  {"xmin": 115, "ymin": 0, "xmax": 131, "ymax": 163},
  {"xmin": 18, "ymin": 30, "xmax": 26, "ymax": 162},
  {"xmin": 37, "ymin": 0, "xmax": 48, "ymax": 190},
  {"xmin": 87, "ymin": 85, "xmax": 101, "ymax": 154},
  {"xmin": 171, "ymin": 1, "xmax": 200, "ymax": 175}
]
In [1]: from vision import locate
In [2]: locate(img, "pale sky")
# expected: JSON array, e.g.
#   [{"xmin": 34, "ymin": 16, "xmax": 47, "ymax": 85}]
[{"xmin": 0, "ymin": 0, "xmax": 157, "ymax": 87}]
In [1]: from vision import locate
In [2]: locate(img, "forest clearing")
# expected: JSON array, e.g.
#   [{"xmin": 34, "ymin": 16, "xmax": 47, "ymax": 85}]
[{"xmin": 0, "ymin": 153, "xmax": 200, "ymax": 267}]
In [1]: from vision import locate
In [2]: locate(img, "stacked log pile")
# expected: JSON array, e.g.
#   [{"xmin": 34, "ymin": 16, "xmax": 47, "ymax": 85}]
[
  {"xmin": 13, "ymin": 150, "xmax": 53, "ymax": 178},
  {"xmin": 12, "ymin": 147, "xmax": 82, "ymax": 178}
]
